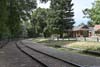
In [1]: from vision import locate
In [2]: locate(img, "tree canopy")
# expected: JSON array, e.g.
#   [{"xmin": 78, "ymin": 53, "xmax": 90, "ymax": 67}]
[
  {"xmin": 0, "ymin": 0, "xmax": 9, "ymax": 39},
  {"xmin": 83, "ymin": 0, "xmax": 100, "ymax": 26},
  {"xmin": 0, "ymin": 0, "xmax": 37, "ymax": 39},
  {"xmin": 50, "ymin": 0, "xmax": 75, "ymax": 37},
  {"xmin": 30, "ymin": 0, "xmax": 74, "ymax": 38},
  {"xmin": 0, "ymin": 0, "xmax": 75, "ymax": 39}
]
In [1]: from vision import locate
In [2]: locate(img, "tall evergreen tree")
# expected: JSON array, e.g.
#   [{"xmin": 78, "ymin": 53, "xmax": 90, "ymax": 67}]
[{"xmin": 50, "ymin": 0, "xmax": 75, "ymax": 37}]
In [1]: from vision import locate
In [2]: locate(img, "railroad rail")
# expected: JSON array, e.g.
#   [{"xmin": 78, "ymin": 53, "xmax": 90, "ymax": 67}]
[{"xmin": 16, "ymin": 41, "xmax": 85, "ymax": 67}]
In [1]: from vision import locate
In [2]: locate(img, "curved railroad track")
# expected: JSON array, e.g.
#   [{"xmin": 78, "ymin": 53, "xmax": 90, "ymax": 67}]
[{"xmin": 16, "ymin": 41, "xmax": 84, "ymax": 67}]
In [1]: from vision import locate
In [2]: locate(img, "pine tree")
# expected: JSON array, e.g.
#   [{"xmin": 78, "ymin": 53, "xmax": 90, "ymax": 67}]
[{"xmin": 50, "ymin": 0, "xmax": 75, "ymax": 37}]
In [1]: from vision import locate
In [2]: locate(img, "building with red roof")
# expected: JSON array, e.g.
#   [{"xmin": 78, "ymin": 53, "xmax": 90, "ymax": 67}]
[
  {"xmin": 94, "ymin": 25, "xmax": 100, "ymax": 36},
  {"xmin": 94, "ymin": 25, "xmax": 100, "ymax": 31},
  {"xmin": 67, "ymin": 25, "xmax": 100, "ymax": 37}
]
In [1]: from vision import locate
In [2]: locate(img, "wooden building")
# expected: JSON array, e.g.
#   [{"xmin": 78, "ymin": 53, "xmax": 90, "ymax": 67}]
[
  {"xmin": 66, "ymin": 25, "xmax": 100, "ymax": 38},
  {"xmin": 94, "ymin": 25, "xmax": 100, "ymax": 36},
  {"xmin": 67, "ymin": 25, "xmax": 94, "ymax": 37}
]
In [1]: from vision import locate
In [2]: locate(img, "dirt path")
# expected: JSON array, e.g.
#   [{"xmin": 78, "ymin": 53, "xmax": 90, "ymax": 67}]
[{"xmin": 0, "ymin": 42, "xmax": 44, "ymax": 67}]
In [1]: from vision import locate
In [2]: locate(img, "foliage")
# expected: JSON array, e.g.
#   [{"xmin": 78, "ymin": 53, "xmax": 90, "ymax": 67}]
[
  {"xmin": 7, "ymin": 0, "xmax": 37, "ymax": 38},
  {"xmin": 0, "ymin": 0, "xmax": 9, "ymax": 39},
  {"xmin": 83, "ymin": 0, "xmax": 100, "ymax": 26},
  {"xmin": 31, "ymin": 8, "xmax": 49, "ymax": 37},
  {"xmin": 0, "ymin": 0, "xmax": 37, "ymax": 39},
  {"xmin": 0, "ymin": 0, "xmax": 75, "ymax": 39},
  {"xmin": 31, "ymin": 0, "xmax": 75, "ymax": 38},
  {"xmin": 50, "ymin": 0, "xmax": 75, "ymax": 37}
]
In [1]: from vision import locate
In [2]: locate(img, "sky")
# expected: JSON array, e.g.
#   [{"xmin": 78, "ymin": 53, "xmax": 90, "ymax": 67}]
[
  {"xmin": 37, "ymin": 0, "xmax": 51, "ymax": 8},
  {"xmin": 37, "ymin": 0, "xmax": 95, "ymax": 26}
]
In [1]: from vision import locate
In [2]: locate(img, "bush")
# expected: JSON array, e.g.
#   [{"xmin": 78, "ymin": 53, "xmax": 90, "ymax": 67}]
[{"xmin": 54, "ymin": 45, "xmax": 62, "ymax": 48}]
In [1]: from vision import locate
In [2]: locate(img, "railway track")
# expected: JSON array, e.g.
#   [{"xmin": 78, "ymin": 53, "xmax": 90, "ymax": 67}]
[{"xmin": 16, "ymin": 41, "xmax": 84, "ymax": 67}]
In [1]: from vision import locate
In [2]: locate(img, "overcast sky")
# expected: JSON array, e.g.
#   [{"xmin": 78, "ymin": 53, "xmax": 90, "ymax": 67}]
[{"xmin": 37, "ymin": 0, "xmax": 95, "ymax": 26}]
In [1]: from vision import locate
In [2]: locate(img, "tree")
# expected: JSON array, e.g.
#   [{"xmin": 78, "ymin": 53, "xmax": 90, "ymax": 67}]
[
  {"xmin": 0, "ymin": 0, "xmax": 75, "ymax": 39},
  {"xmin": 0, "ymin": 0, "xmax": 37, "ymax": 39},
  {"xmin": 0, "ymin": 0, "xmax": 9, "ymax": 39},
  {"xmin": 50, "ymin": 0, "xmax": 75, "ymax": 38},
  {"xmin": 83, "ymin": 0, "xmax": 100, "ymax": 26},
  {"xmin": 30, "ymin": 0, "xmax": 75, "ymax": 38},
  {"xmin": 31, "ymin": 8, "xmax": 49, "ymax": 37},
  {"xmin": 7, "ymin": 0, "xmax": 37, "ymax": 38}
]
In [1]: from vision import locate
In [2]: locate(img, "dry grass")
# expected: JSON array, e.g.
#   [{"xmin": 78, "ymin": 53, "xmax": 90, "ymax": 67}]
[
  {"xmin": 66, "ymin": 42, "xmax": 100, "ymax": 51},
  {"xmin": 33, "ymin": 38, "xmax": 100, "ymax": 51},
  {"xmin": 38, "ymin": 39, "xmax": 76, "ymax": 48},
  {"xmin": 32, "ymin": 38, "xmax": 49, "ymax": 43}
]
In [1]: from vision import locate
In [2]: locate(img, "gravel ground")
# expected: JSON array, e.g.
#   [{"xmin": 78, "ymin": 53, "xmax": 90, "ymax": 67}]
[
  {"xmin": 22, "ymin": 40, "xmax": 100, "ymax": 67},
  {"xmin": 0, "ymin": 42, "xmax": 45, "ymax": 67},
  {"xmin": 18, "ymin": 43, "xmax": 76, "ymax": 67}
]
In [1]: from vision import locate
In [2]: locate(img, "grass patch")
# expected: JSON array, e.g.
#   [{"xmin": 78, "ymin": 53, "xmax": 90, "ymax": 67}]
[
  {"xmin": 32, "ymin": 38, "xmax": 49, "ymax": 43},
  {"xmin": 34, "ymin": 38, "xmax": 100, "ymax": 57},
  {"xmin": 33, "ymin": 38, "xmax": 100, "ymax": 51},
  {"xmin": 66, "ymin": 42, "xmax": 100, "ymax": 51},
  {"xmin": 38, "ymin": 40, "xmax": 76, "ymax": 48},
  {"xmin": 33, "ymin": 38, "xmax": 100, "ymax": 57}
]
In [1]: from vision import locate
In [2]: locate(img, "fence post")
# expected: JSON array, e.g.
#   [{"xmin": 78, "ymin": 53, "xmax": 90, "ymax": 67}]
[
  {"xmin": 84, "ymin": 37, "xmax": 86, "ymax": 41},
  {"xmin": 76, "ymin": 37, "xmax": 77, "ymax": 41},
  {"xmin": 97, "ymin": 37, "xmax": 99, "ymax": 42}
]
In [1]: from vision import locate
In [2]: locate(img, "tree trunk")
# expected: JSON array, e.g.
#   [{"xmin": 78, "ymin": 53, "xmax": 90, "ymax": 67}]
[{"xmin": 60, "ymin": 33, "xmax": 63, "ymax": 38}]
